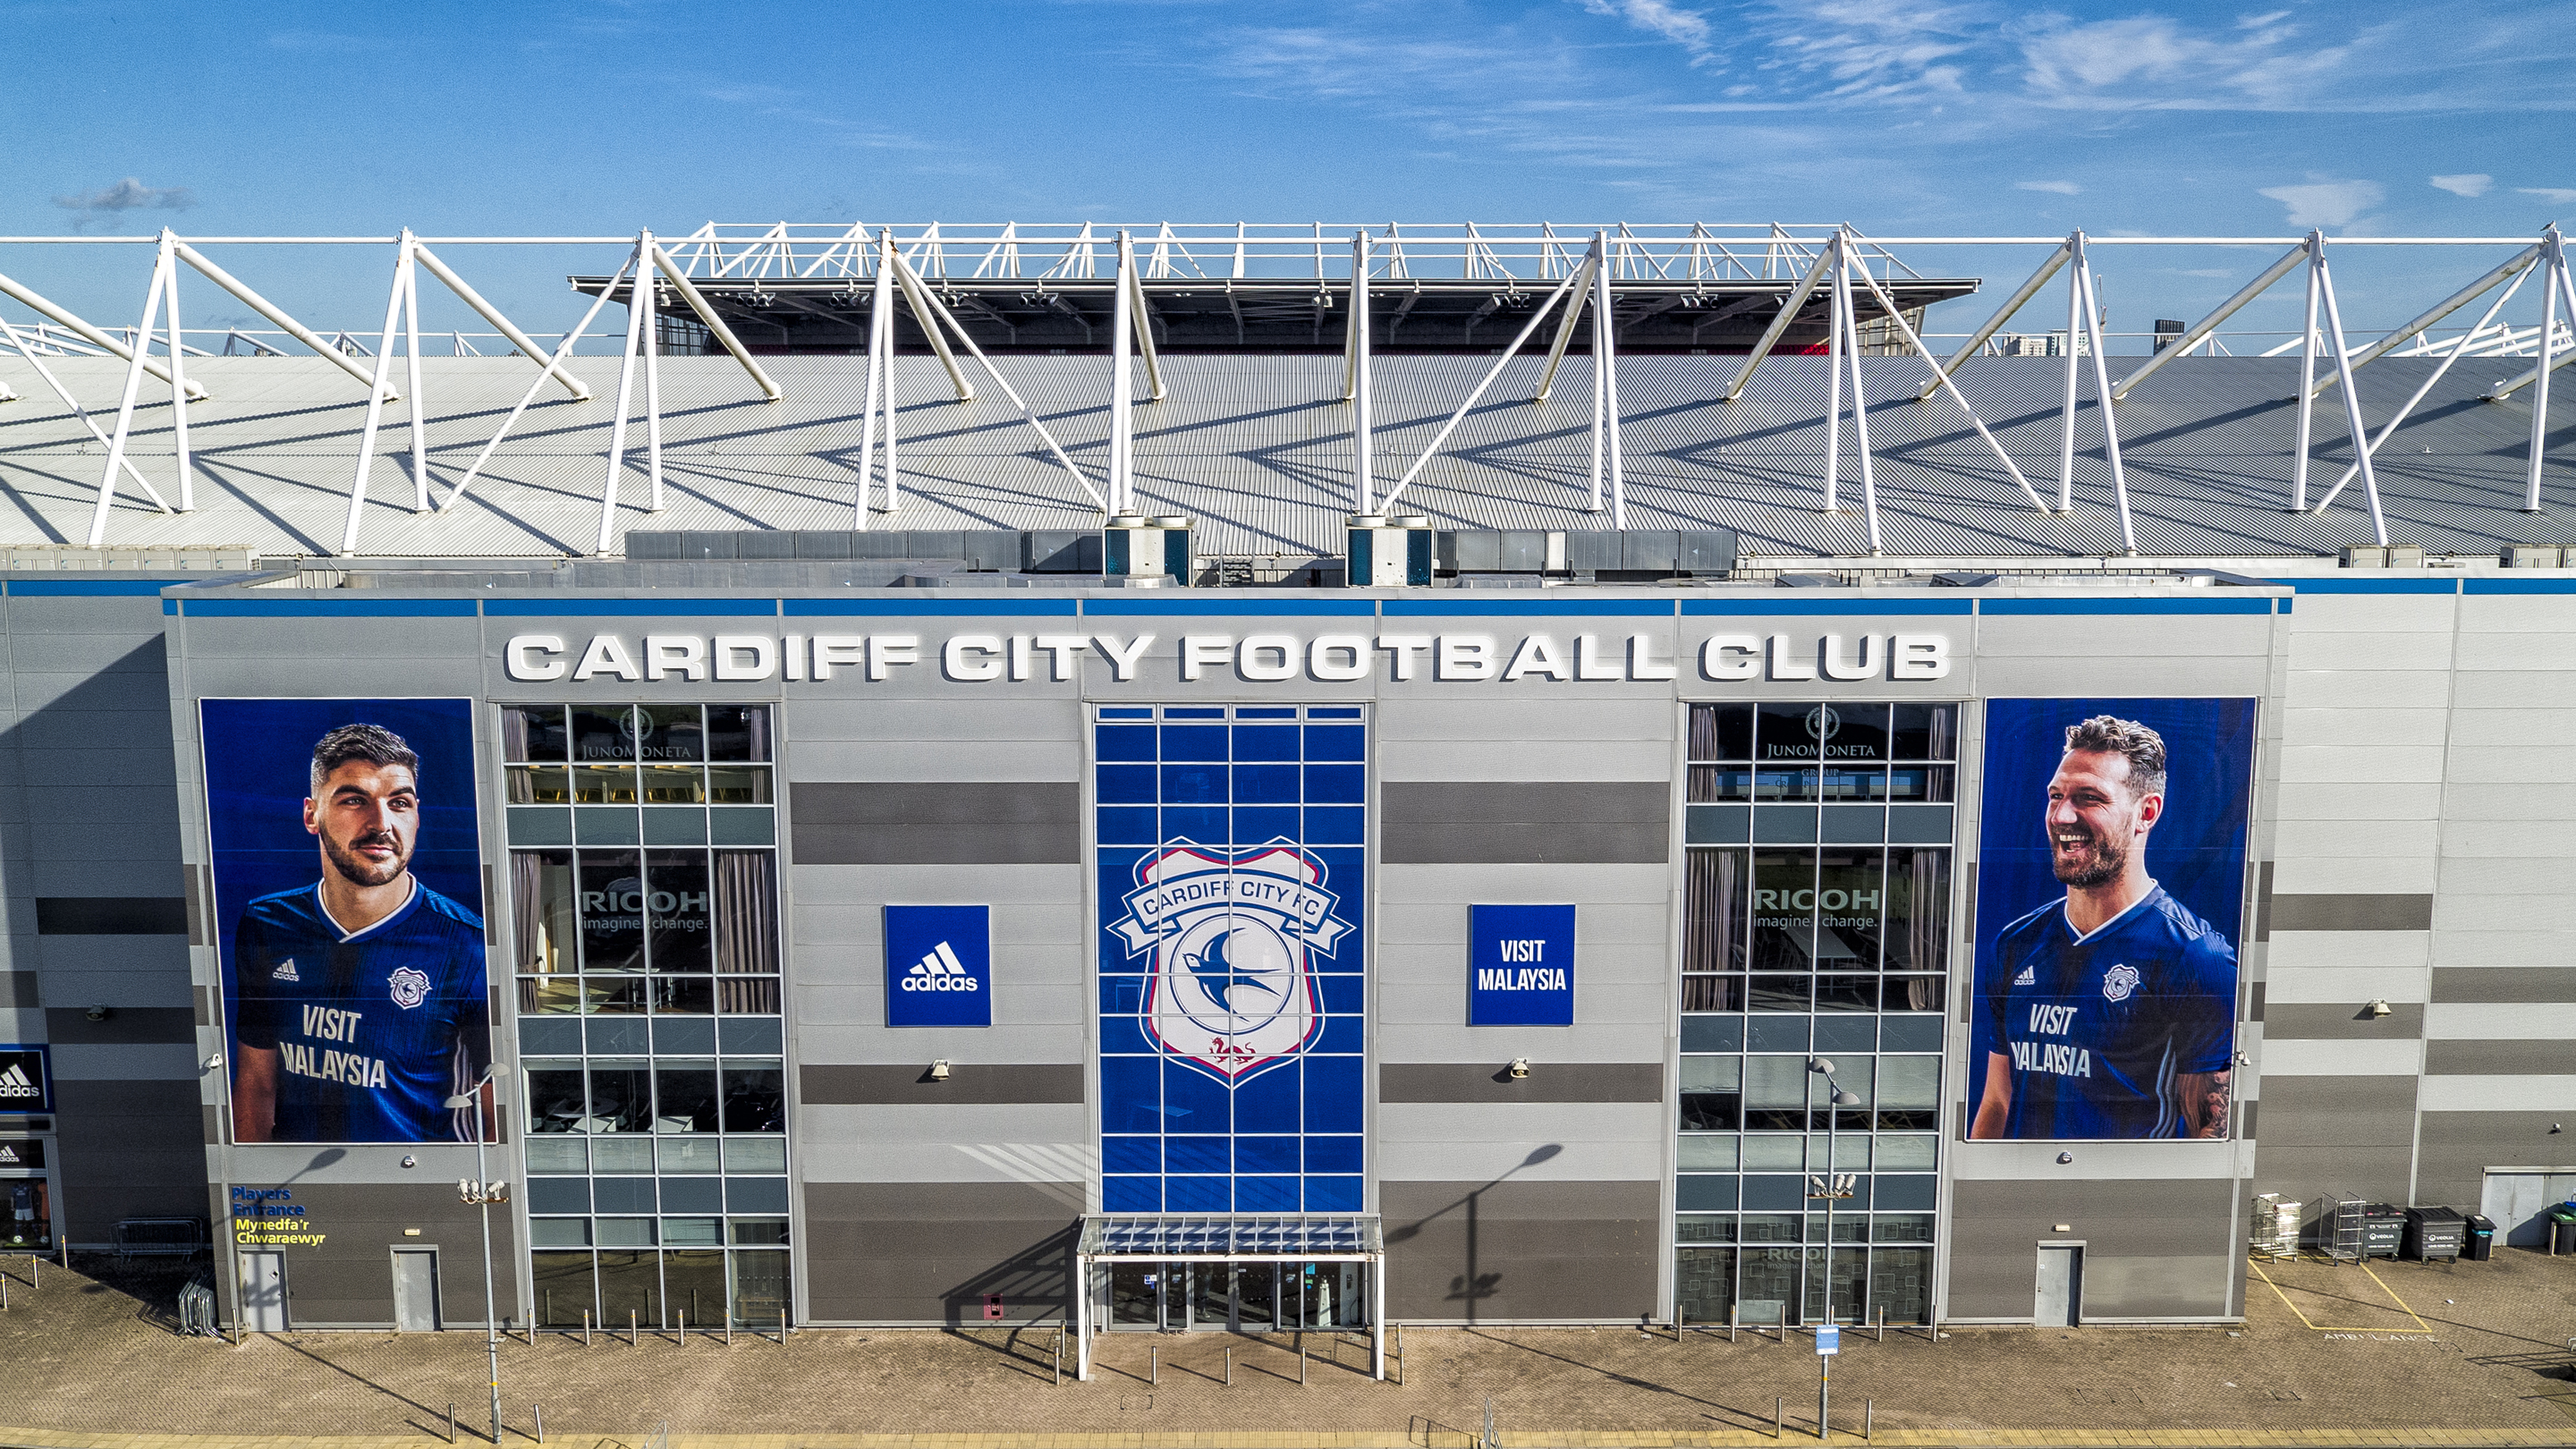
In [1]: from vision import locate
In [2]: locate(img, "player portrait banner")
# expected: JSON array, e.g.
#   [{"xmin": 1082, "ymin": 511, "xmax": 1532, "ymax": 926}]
[
  {"xmin": 202, "ymin": 699, "xmax": 490, "ymax": 1146},
  {"xmin": 1968, "ymin": 698, "xmax": 2255, "ymax": 1142}
]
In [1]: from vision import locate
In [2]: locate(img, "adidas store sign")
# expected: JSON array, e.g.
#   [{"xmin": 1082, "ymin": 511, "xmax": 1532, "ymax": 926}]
[
  {"xmin": 0, "ymin": 1048, "xmax": 50, "ymax": 1111},
  {"xmin": 884, "ymin": 906, "xmax": 993, "ymax": 1028}
]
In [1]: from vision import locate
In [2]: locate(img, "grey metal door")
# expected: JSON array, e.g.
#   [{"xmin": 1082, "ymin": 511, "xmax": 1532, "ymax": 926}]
[
  {"xmin": 393, "ymin": 1250, "xmax": 439, "ymax": 1331},
  {"xmin": 2480, "ymin": 1171, "xmax": 2576, "ymax": 1247},
  {"xmin": 240, "ymin": 1250, "xmax": 287, "ymax": 1332},
  {"xmin": 2034, "ymin": 1245, "xmax": 2080, "ymax": 1326}
]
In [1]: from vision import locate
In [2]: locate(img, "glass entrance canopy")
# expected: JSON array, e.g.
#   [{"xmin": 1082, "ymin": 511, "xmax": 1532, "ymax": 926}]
[{"xmin": 1072, "ymin": 1213, "xmax": 1385, "ymax": 1381}]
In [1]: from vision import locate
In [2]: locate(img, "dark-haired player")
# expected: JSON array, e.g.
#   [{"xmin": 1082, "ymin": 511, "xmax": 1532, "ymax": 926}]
[
  {"xmin": 1970, "ymin": 716, "xmax": 2234, "ymax": 1140},
  {"xmin": 230, "ymin": 724, "xmax": 490, "ymax": 1144}
]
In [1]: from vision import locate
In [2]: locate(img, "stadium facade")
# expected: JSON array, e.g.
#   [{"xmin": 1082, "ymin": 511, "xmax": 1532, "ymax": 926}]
[{"xmin": 0, "ymin": 222, "xmax": 2572, "ymax": 1349}]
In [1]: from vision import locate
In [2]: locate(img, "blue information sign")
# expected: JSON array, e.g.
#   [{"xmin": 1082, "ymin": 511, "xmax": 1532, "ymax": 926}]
[
  {"xmin": 1468, "ymin": 904, "xmax": 1576, "ymax": 1026},
  {"xmin": 1816, "ymin": 1323, "xmax": 1841, "ymax": 1355},
  {"xmin": 885, "ymin": 905, "xmax": 993, "ymax": 1027}
]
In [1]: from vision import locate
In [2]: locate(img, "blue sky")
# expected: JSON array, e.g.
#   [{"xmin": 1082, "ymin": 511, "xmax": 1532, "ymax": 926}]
[{"xmin": 5, "ymin": 0, "xmax": 2572, "ymax": 342}]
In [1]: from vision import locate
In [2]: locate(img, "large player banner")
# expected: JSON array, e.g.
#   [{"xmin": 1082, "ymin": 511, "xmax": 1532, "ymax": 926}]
[
  {"xmin": 1968, "ymin": 699, "xmax": 2254, "ymax": 1141},
  {"xmin": 1095, "ymin": 706, "xmax": 1366, "ymax": 1212},
  {"xmin": 203, "ymin": 699, "xmax": 491, "ymax": 1145}
]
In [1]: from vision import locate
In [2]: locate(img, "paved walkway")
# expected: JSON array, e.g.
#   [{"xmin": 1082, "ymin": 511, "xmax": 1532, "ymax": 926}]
[{"xmin": 5, "ymin": 1250, "xmax": 2576, "ymax": 1447}]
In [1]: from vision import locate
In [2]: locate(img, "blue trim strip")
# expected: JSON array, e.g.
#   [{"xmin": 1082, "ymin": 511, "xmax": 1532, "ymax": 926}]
[
  {"xmin": 5, "ymin": 579, "xmax": 193, "ymax": 597},
  {"xmin": 180, "ymin": 597, "xmax": 480, "ymax": 618},
  {"xmin": 2262, "ymin": 577, "xmax": 2460, "ymax": 595},
  {"xmin": 2464, "ymin": 579, "xmax": 2576, "ymax": 595},
  {"xmin": 1381, "ymin": 599, "xmax": 1674, "ymax": 617},
  {"xmin": 1680, "ymin": 597, "xmax": 1971, "ymax": 616},
  {"xmin": 1081, "ymin": 597, "xmax": 1377, "ymax": 617},
  {"xmin": 1979, "ymin": 597, "xmax": 2273, "ymax": 615},
  {"xmin": 162, "ymin": 599, "xmax": 177, "ymax": 615},
  {"xmin": 483, "ymin": 598, "xmax": 780, "ymax": 617},
  {"xmin": 784, "ymin": 597, "xmax": 1080, "ymax": 617}
]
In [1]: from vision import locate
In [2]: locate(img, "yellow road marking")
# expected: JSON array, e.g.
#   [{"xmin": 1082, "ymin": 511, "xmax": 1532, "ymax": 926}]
[{"xmin": 2246, "ymin": 1254, "xmax": 2435, "ymax": 1334}]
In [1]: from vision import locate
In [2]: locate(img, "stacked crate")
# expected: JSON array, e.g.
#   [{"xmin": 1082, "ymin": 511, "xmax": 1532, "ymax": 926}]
[{"xmin": 2250, "ymin": 1193, "xmax": 2301, "ymax": 1258}]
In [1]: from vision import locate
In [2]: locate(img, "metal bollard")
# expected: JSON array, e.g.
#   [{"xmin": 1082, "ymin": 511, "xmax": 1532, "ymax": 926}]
[
  {"xmin": 1864, "ymin": 1399, "xmax": 1872, "ymax": 1442},
  {"xmin": 1149, "ymin": 1344, "xmax": 1158, "ymax": 1385},
  {"xmin": 1054, "ymin": 1328, "xmax": 1063, "ymax": 1385},
  {"xmin": 1396, "ymin": 1325, "xmax": 1404, "ymax": 1386},
  {"xmin": 582, "ymin": 1310, "xmax": 592, "ymax": 1348},
  {"xmin": 677, "ymin": 1309, "xmax": 685, "ymax": 1345},
  {"xmin": 778, "ymin": 1311, "xmax": 787, "ymax": 1344},
  {"xmin": 1224, "ymin": 1346, "xmax": 1232, "ymax": 1385},
  {"xmin": 1876, "ymin": 1306, "xmax": 1885, "ymax": 1343},
  {"xmin": 1775, "ymin": 1396, "xmax": 1784, "ymax": 1439},
  {"xmin": 725, "ymin": 1314, "xmax": 733, "ymax": 1348},
  {"xmin": 1301, "ymin": 1333, "xmax": 1308, "ymax": 1385},
  {"xmin": 447, "ymin": 1403, "xmax": 457, "ymax": 1445},
  {"xmin": 1731, "ymin": 1304, "xmax": 1739, "ymax": 1344},
  {"xmin": 630, "ymin": 1310, "xmax": 639, "ymax": 1347},
  {"xmin": 3, "ymin": 1273, "xmax": 8, "ymax": 1310},
  {"xmin": 1676, "ymin": 1309, "xmax": 1684, "ymax": 1343},
  {"xmin": 534, "ymin": 1405, "xmax": 545, "ymax": 1445}
]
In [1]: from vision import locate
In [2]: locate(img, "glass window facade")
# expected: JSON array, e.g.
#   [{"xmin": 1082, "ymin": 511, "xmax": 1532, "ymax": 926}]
[
  {"xmin": 504, "ymin": 704, "xmax": 790, "ymax": 1329},
  {"xmin": 1676, "ymin": 702, "xmax": 1954, "ymax": 1326},
  {"xmin": 1095, "ymin": 705, "xmax": 1367, "ymax": 1214}
]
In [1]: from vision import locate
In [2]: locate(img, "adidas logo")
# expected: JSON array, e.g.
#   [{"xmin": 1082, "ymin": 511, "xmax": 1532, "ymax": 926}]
[
  {"xmin": 2013, "ymin": 965, "xmax": 2036, "ymax": 986},
  {"xmin": 899, "ymin": 941, "xmax": 981, "ymax": 993},
  {"xmin": 272, "ymin": 959, "xmax": 301, "ymax": 982},
  {"xmin": 0, "ymin": 1063, "xmax": 38, "ymax": 1098}
]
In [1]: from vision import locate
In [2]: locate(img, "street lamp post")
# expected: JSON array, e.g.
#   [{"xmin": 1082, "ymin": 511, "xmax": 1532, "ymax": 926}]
[
  {"xmin": 1808, "ymin": 1057, "xmax": 1864, "ymax": 1334},
  {"xmin": 445, "ymin": 1067, "xmax": 505, "ymax": 1445}
]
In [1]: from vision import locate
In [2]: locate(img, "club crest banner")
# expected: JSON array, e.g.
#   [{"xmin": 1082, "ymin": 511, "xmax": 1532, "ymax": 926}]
[{"xmin": 1107, "ymin": 844, "xmax": 1352, "ymax": 1081}]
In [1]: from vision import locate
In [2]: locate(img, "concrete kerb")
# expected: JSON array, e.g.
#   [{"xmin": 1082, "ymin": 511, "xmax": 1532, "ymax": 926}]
[{"xmin": 10, "ymin": 1434, "xmax": 2576, "ymax": 1449}]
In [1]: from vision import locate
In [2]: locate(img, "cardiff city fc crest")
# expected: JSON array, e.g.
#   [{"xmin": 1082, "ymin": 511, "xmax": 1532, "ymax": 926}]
[{"xmin": 1108, "ymin": 843, "xmax": 1352, "ymax": 1082}]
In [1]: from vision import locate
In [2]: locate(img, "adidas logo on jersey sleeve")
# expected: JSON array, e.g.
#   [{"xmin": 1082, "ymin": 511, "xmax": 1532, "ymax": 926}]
[
  {"xmin": 899, "ymin": 941, "xmax": 981, "ymax": 992},
  {"xmin": 2012, "ymin": 964, "xmax": 2036, "ymax": 986},
  {"xmin": 271, "ymin": 959, "xmax": 301, "ymax": 982}
]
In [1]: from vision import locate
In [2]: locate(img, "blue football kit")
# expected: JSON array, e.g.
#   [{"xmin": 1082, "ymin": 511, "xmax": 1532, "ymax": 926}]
[
  {"xmin": 232, "ymin": 878, "xmax": 489, "ymax": 1142},
  {"xmin": 1983, "ymin": 884, "xmax": 2235, "ymax": 1139}
]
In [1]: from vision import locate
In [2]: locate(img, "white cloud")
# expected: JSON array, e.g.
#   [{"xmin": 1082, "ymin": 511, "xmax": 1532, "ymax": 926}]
[
  {"xmin": 2518, "ymin": 187, "xmax": 2576, "ymax": 204},
  {"xmin": 52, "ymin": 177, "xmax": 195, "ymax": 232},
  {"xmin": 2017, "ymin": 180, "xmax": 2080, "ymax": 195},
  {"xmin": 2258, "ymin": 179, "xmax": 2384, "ymax": 228},
  {"xmin": 2430, "ymin": 174, "xmax": 2493, "ymax": 197},
  {"xmin": 1577, "ymin": 0, "xmax": 1715, "ymax": 62}
]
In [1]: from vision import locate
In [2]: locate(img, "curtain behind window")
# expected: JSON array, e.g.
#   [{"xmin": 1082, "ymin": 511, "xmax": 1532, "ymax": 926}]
[{"xmin": 1684, "ymin": 848, "xmax": 1744, "ymax": 973}]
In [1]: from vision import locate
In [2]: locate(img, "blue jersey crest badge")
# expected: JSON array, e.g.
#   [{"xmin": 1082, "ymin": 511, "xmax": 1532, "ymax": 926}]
[{"xmin": 1109, "ymin": 843, "xmax": 1351, "ymax": 1081}]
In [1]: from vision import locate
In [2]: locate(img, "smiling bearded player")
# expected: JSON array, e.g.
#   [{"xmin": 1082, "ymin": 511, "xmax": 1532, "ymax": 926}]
[
  {"xmin": 1970, "ymin": 716, "xmax": 2234, "ymax": 1140},
  {"xmin": 229, "ymin": 724, "xmax": 490, "ymax": 1144}
]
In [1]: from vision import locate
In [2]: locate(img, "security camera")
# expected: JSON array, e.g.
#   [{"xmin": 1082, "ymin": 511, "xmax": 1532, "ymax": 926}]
[
  {"xmin": 1507, "ymin": 1058, "xmax": 1531, "ymax": 1080},
  {"xmin": 84, "ymin": 1004, "xmax": 110, "ymax": 1022},
  {"xmin": 928, "ymin": 1060, "xmax": 952, "ymax": 1081}
]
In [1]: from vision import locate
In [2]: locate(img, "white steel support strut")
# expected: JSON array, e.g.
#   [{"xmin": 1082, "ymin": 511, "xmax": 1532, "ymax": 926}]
[
  {"xmin": 173, "ymin": 242, "xmax": 392, "ymax": 399},
  {"xmin": 85, "ymin": 245, "xmax": 181, "ymax": 546},
  {"xmin": 881, "ymin": 247, "xmax": 1104, "ymax": 511},
  {"xmin": 1532, "ymin": 250, "xmax": 1601, "ymax": 404},
  {"xmin": 2054, "ymin": 233, "xmax": 2084, "ymax": 514},
  {"xmin": 2310, "ymin": 242, "xmax": 2541, "ymax": 395},
  {"xmin": 339, "ymin": 238, "xmax": 417, "ymax": 555},
  {"xmin": 2072, "ymin": 241, "xmax": 2137, "ymax": 555},
  {"xmin": 2310, "ymin": 250, "xmax": 2389, "ymax": 544},
  {"xmin": 1111, "ymin": 231, "xmax": 1137, "ymax": 513},
  {"xmin": 1823, "ymin": 235, "xmax": 1847, "ymax": 517},
  {"xmin": 2291, "ymin": 233, "xmax": 2324, "ymax": 512},
  {"xmin": 645, "ymin": 242, "xmax": 784, "ymax": 402},
  {"xmin": 2521, "ymin": 232, "xmax": 2570, "ymax": 512},
  {"xmin": 443, "ymin": 250, "xmax": 631, "ymax": 515},
  {"xmin": 2315, "ymin": 260, "xmax": 2536, "ymax": 514},
  {"xmin": 0, "ymin": 315, "xmax": 171, "ymax": 513},
  {"xmin": 1847, "ymin": 257, "xmax": 2051, "ymax": 513},
  {"xmin": 402, "ymin": 230, "xmax": 428, "ymax": 514},
  {"xmin": 2111, "ymin": 242, "xmax": 2306, "ymax": 402},
  {"xmin": 856, "ymin": 232, "xmax": 901, "ymax": 522},
  {"xmin": 409, "ymin": 244, "xmax": 592, "ymax": 399},
  {"xmin": 1914, "ymin": 240, "xmax": 2071, "ymax": 400},
  {"xmin": 1837, "ymin": 241, "xmax": 1882, "ymax": 555},
  {"xmin": 1593, "ymin": 230, "xmax": 1625, "ymax": 527},
  {"xmin": 640, "ymin": 231, "xmax": 664, "ymax": 513},
  {"xmin": 596, "ymin": 237, "xmax": 651, "ymax": 556},
  {"xmin": 1723, "ymin": 246, "xmax": 1835, "ymax": 403},
  {"xmin": 0, "ymin": 268, "xmax": 206, "ymax": 401},
  {"xmin": 2484, "ymin": 230, "xmax": 2576, "ymax": 402},
  {"xmin": 1347, "ymin": 232, "xmax": 1375, "ymax": 515},
  {"xmin": 158, "ymin": 231, "xmax": 194, "ymax": 513},
  {"xmin": 886, "ymin": 252, "xmax": 975, "ymax": 402},
  {"xmin": 1375, "ymin": 266, "xmax": 1585, "ymax": 512}
]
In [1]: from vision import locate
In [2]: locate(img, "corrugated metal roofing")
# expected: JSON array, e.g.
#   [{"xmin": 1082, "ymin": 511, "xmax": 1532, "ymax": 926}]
[{"xmin": 0, "ymin": 352, "xmax": 2566, "ymax": 560}]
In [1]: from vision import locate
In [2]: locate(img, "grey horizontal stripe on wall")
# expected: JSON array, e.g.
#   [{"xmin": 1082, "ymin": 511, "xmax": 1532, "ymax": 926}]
[
  {"xmin": 2, "ymin": 973, "xmax": 37, "ymax": 1009},
  {"xmin": 790, "ymin": 782, "xmax": 1080, "ymax": 865},
  {"xmin": 43, "ymin": 1005, "xmax": 195, "ymax": 1046},
  {"xmin": 1379, "ymin": 1062, "xmax": 1664, "ymax": 1104},
  {"xmin": 2424, "ymin": 1040, "xmax": 2576, "ymax": 1076},
  {"xmin": 2254, "ymin": 860, "xmax": 2273, "ymax": 942},
  {"xmin": 35, "ymin": 897, "xmax": 189, "ymax": 936},
  {"xmin": 1381, "ymin": 782, "xmax": 1669, "ymax": 865},
  {"xmin": 2432, "ymin": 968, "xmax": 2576, "ymax": 1004},
  {"xmin": 2266, "ymin": 894, "xmax": 2434, "ymax": 933},
  {"xmin": 801, "ymin": 1063, "xmax": 1085, "ymax": 1106},
  {"xmin": 2262, "ymin": 1002, "xmax": 2424, "ymax": 1040}
]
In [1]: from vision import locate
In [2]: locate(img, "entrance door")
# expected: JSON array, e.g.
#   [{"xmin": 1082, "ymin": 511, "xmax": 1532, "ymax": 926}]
[
  {"xmin": 1191, "ymin": 1265, "xmax": 1231, "ymax": 1330},
  {"xmin": 240, "ymin": 1250, "xmax": 288, "ymax": 1332},
  {"xmin": 392, "ymin": 1250, "xmax": 440, "ymax": 1331},
  {"xmin": 2480, "ymin": 1171, "xmax": 2576, "ymax": 1248},
  {"xmin": 1236, "ymin": 1263, "xmax": 1278, "ymax": 1332},
  {"xmin": 2034, "ymin": 1246, "xmax": 2081, "ymax": 1327},
  {"xmin": 1108, "ymin": 1264, "xmax": 1160, "ymax": 1328}
]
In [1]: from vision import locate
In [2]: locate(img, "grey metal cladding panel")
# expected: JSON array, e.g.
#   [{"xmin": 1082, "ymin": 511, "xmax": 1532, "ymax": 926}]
[
  {"xmin": 2431, "ymin": 968, "xmax": 2576, "ymax": 1004},
  {"xmin": 1382, "ymin": 781, "xmax": 1669, "ymax": 865},
  {"xmin": 34, "ymin": 896, "xmax": 188, "ymax": 936},
  {"xmin": 1944, "ymin": 1178, "xmax": 2236, "ymax": 1320},
  {"xmin": 2424, "ymin": 1040, "xmax": 2576, "ymax": 1075},
  {"xmin": 2261, "ymin": 1004, "xmax": 2423, "ymax": 1040},
  {"xmin": 1379, "ymin": 1063, "xmax": 1663, "ymax": 1104},
  {"xmin": 3, "ymin": 597, "xmax": 172, "ymax": 633},
  {"xmin": 40, "ymin": 1004, "xmax": 192, "ymax": 1046},
  {"xmin": 802, "ymin": 1180, "xmax": 1077, "ymax": 1325},
  {"xmin": 0, "ymin": 972, "xmax": 36, "ymax": 1008},
  {"xmin": 2252, "ymin": 1144, "xmax": 2413, "ymax": 1207},
  {"xmin": 1380, "ymin": 1179, "xmax": 1658, "ymax": 1322},
  {"xmin": 1374, "ymin": 698, "xmax": 1675, "ymax": 743},
  {"xmin": 2268, "ymin": 894, "xmax": 2436, "ymax": 932},
  {"xmin": 790, "ymin": 782, "xmax": 1080, "ymax": 865},
  {"xmin": 13, "ymin": 667, "xmax": 171, "ymax": 714},
  {"xmin": 2251, "ymin": 1075, "xmax": 2417, "ymax": 1147},
  {"xmin": 801, "ymin": 1063, "xmax": 1084, "ymax": 1105},
  {"xmin": 785, "ymin": 698, "xmax": 1085, "ymax": 745},
  {"xmin": 176, "ymin": 617, "xmax": 483, "ymax": 659},
  {"xmin": 2415, "ymin": 1111, "xmax": 2570, "ymax": 1202}
]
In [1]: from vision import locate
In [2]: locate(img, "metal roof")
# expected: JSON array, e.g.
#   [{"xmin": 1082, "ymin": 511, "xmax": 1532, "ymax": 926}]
[{"xmin": 0, "ymin": 352, "xmax": 2567, "ymax": 561}]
